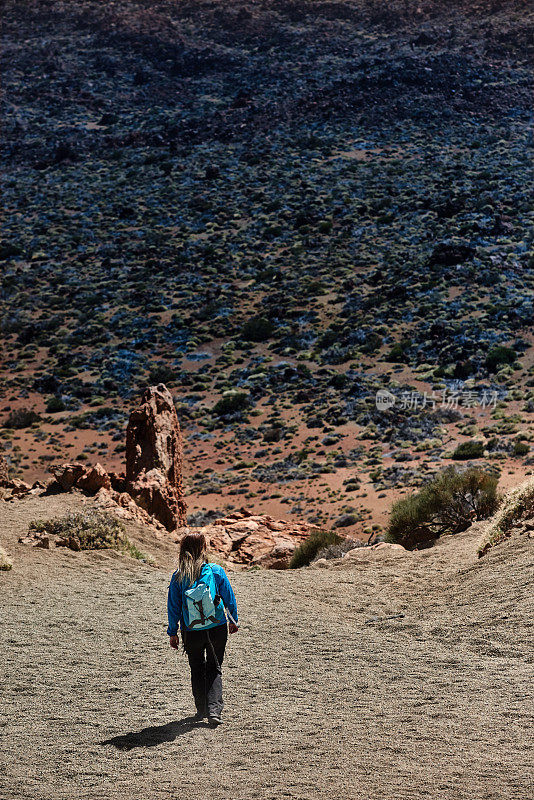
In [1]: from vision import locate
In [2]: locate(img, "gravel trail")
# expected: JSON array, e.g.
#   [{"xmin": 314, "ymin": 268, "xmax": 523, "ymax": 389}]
[{"xmin": 1, "ymin": 497, "xmax": 532, "ymax": 800}]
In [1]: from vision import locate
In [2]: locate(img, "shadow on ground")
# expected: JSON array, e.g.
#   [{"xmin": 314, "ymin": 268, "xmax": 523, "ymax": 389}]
[{"xmin": 99, "ymin": 716, "xmax": 207, "ymax": 750}]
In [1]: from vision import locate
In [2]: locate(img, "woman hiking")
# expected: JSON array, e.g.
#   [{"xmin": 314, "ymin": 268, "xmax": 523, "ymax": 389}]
[{"xmin": 167, "ymin": 533, "xmax": 239, "ymax": 727}]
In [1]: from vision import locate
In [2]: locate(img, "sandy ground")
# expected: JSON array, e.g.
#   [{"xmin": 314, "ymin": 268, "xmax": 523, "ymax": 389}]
[{"xmin": 1, "ymin": 494, "xmax": 533, "ymax": 800}]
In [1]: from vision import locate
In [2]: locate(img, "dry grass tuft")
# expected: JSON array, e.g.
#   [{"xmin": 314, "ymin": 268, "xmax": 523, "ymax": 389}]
[
  {"xmin": 28, "ymin": 509, "xmax": 154, "ymax": 563},
  {"xmin": 0, "ymin": 545, "xmax": 13, "ymax": 571},
  {"xmin": 478, "ymin": 478, "xmax": 534, "ymax": 557}
]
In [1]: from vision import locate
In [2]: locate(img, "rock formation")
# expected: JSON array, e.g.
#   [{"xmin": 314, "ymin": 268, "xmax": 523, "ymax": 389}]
[
  {"xmin": 8, "ymin": 386, "xmax": 329, "ymax": 568},
  {"xmin": 27, "ymin": 385, "xmax": 188, "ymax": 533},
  {"xmin": 50, "ymin": 463, "xmax": 87, "ymax": 491},
  {"xmin": 125, "ymin": 384, "xmax": 187, "ymax": 531},
  {"xmin": 195, "ymin": 508, "xmax": 319, "ymax": 569}
]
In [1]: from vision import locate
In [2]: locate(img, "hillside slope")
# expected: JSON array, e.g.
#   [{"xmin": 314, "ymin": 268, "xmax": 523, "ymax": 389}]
[
  {"xmin": 1, "ymin": 494, "xmax": 532, "ymax": 800},
  {"xmin": 2, "ymin": 0, "xmax": 533, "ymax": 532}
]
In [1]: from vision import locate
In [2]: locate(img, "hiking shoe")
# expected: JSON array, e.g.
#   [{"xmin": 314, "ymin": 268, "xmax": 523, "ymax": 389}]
[{"xmin": 208, "ymin": 716, "xmax": 222, "ymax": 727}]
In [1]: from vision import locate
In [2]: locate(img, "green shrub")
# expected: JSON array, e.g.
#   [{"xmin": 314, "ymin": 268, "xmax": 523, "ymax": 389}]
[
  {"xmin": 452, "ymin": 440, "xmax": 485, "ymax": 460},
  {"xmin": 318, "ymin": 219, "xmax": 332, "ymax": 234},
  {"xmin": 513, "ymin": 441, "xmax": 529, "ymax": 457},
  {"xmin": 0, "ymin": 242, "xmax": 22, "ymax": 260},
  {"xmin": 328, "ymin": 373, "xmax": 347, "ymax": 389},
  {"xmin": 28, "ymin": 509, "xmax": 152, "ymax": 561},
  {"xmin": 148, "ymin": 365, "xmax": 176, "ymax": 385},
  {"xmin": 241, "ymin": 316, "xmax": 274, "ymax": 342},
  {"xmin": 289, "ymin": 530, "xmax": 342, "ymax": 568},
  {"xmin": 485, "ymin": 345, "xmax": 516, "ymax": 372},
  {"xmin": 478, "ymin": 478, "xmax": 534, "ymax": 556},
  {"xmin": 3, "ymin": 407, "xmax": 41, "ymax": 428},
  {"xmin": 315, "ymin": 538, "xmax": 361, "ymax": 561},
  {"xmin": 317, "ymin": 329, "xmax": 338, "ymax": 350},
  {"xmin": 263, "ymin": 424, "xmax": 286, "ymax": 443},
  {"xmin": 46, "ymin": 396, "xmax": 66, "ymax": 413},
  {"xmin": 385, "ymin": 340, "xmax": 410, "ymax": 363},
  {"xmin": 386, "ymin": 467, "xmax": 499, "ymax": 549},
  {"xmin": 333, "ymin": 513, "xmax": 359, "ymax": 528},
  {"xmin": 212, "ymin": 391, "xmax": 249, "ymax": 416}
]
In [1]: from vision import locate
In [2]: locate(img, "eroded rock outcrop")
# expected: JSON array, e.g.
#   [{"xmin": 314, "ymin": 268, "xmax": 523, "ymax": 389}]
[
  {"xmin": 34, "ymin": 385, "xmax": 187, "ymax": 532},
  {"xmin": 8, "ymin": 387, "xmax": 324, "ymax": 567},
  {"xmin": 195, "ymin": 508, "xmax": 319, "ymax": 569},
  {"xmin": 125, "ymin": 384, "xmax": 187, "ymax": 531},
  {"xmin": 50, "ymin": 462, "xmax": 89, "ymax": 491},
  {"xmin": 0, "ymin": 454, "xmax": 34, "ymax": 499},
  {"xmin": 0, "ymin": 456, "xmax": 32, "ymax": 498},
  {"xmin": 47, "ymin": 462, "xmax": 111, "ymax": 494}
]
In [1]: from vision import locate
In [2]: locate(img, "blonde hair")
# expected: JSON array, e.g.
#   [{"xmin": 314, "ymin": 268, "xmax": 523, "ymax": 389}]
[{"xmin": 176, "ymin": 532, "xmax": 208, "ymax": 587}]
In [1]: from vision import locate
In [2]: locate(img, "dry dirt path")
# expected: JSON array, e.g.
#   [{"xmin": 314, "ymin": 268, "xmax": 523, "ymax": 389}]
[{"xmin": 1, "ymin": 496, "xmax": 533, "ymax": 800}]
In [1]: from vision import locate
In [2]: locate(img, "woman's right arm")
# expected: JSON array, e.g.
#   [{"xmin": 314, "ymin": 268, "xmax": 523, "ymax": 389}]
[{"xmin": 167, "ymin": 575, "xmax": 182, "ymax": 640}]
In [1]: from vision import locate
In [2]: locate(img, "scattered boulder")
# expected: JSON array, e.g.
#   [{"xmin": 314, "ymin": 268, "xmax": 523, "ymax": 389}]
[
  {"xmin": 77, "ymin": 463, "xmax": 111, "ymax": 493},
  {"xmin": 0, "ymin": 456, "xmax": 32, "ymax": 498},
  {"xmin": 56, "ymin": 536, "xmax": 81, "ymax": 551},
  {"xmin": 35, "ymin": 535, "xmax": 50, "ymax": 549},
  {"xmin": 94, "ymin": 487, "xmax": 169, "ymax": 533},
  {"xmin": 49, "ymin": 462, "xmax": 86, "ymax": 491},
  {"xmin": 18, "ymin": 532, "xmax": 47, "ymax": 547},
  {"xmin": 8, "ymin": 479, "xmax": 32, "ymax": 496},
  {"xmin": 311, "ymin": 558, "xmax": 330, "ymax": 568},
  {"xmin": 344, "ymin": 542, "xmax": 408, "ymax": 560},
  {"xmin": 125, "ymin": 384, "xmax": 187, "ymax": 531},
  {"xmin": 46, "ymin": 462, "xmax": 111, "ymax": 495},
  {"xmin": 1, "ymin": 477, "xmax": 33, "ymax": 500},
  {"xmin": 427, "ymin": 241, "xmax": 476, "ymax": 267},
  {"xmin": 109, "ymin": 471, "xmax": 127, "ymax": 493},
  {"xmin": 197, "ymin": 509, "xmax": 319, "ymax": 569}
]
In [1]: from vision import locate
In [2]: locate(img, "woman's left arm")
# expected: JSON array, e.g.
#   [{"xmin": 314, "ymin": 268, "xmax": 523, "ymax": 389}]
[{"xmin": 215, "ymin": 567, "xmax": 239, "ymax": 630}]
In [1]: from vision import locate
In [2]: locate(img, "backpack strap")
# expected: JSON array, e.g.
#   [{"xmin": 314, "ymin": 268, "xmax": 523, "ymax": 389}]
[
  {"xmin": 209, "ymin": 563, "xmax": 222, "ymax": 606},
  {"xmin": 208, "ymin": 563, "xmax": 238, "ymax": 626}
]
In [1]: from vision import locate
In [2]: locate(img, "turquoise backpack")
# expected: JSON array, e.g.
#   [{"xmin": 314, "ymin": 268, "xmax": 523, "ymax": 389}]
[{"xmin": 183, "ymin": 565, "xmax": 221, "ymax": 630}]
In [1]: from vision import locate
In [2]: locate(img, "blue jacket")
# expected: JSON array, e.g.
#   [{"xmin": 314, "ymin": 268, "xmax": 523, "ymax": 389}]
[{"xmin": 167, "ymin": 562, "xmax": 238, "ymax": 636}]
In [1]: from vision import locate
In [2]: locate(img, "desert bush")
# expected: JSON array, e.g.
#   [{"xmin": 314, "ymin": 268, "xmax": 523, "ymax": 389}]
[
  {"xmin": 333, "ymin": 512, "xmax": 359, "ymax": 528},
  {"xmin": 328, "ymin": 373, "xmax": 347, "ymax": 389},
  {"xmin": 452, "ymin": 440, "xmax": 485, "ymax": 460},
  {"xmin": 262, "ymin": 423, "xmax": 286, "ymax": 442},
  {"xmin": 212, "ymin": 391, "xmax": 249, "ymax": 416},
  {"xmin": 485, "ymin": 345, "xmax": 516, "ymax": 372},
  {"xmin": 513, "ymin": 441, "xmax": 529, "ymax": 457},
  {"xmin": 386, "ymin": 467, "xmax": 499, "ymax": 550},
  {"xmin": 3, "ymin": 407, "xmax": 41, "ymax": 428},
  {"xmin": 478, "ymin": 477, "xmax": 534, "ymax": 557},
  {"xmin": 241, "ymin": 316, "xmax": 274, "ymax": 342},
  {"xmin": 289, "ymin": 530, "xmax": 342, "ymax": 568},
  {"xmin": 314, "ymin": 537, "xmax": 362, "ymax": 561},
  {"xmin": 385, "ymin": 340, "xmax": 410, "ymax": 363},
  {"xmin": 45, "ymin": 396, "xmax": 66, "ymax": 413},
  {"xmin": 148, "ymin": 365, "xmax": 176, "ymax": 384},
  {"xmin": 28, "ymin": 509, "xmax": 151, "ymax": 561}
]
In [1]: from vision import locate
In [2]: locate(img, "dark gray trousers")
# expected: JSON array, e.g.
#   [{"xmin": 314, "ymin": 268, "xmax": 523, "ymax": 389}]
[{"xmin": 183, "ymin": 623, "xmax": 228, "ymax": 718}]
